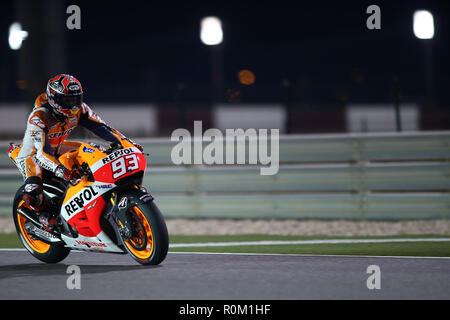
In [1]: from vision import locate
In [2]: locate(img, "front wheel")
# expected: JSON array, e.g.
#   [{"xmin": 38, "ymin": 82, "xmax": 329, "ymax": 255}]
[{"xmin": 121, "ymin": 201, "xmax": 169, "ymax": 265}]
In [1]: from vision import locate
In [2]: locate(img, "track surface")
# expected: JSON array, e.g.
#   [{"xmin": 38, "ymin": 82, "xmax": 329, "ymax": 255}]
[{"xmin": 0, "ymin": 250, "xmax": 449, "ymax": 299}]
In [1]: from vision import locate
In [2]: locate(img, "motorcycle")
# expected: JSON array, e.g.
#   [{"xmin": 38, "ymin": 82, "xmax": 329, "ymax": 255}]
[{"xmin": 11, "ymin": 140, "xmax": 169, "ymax": 265}]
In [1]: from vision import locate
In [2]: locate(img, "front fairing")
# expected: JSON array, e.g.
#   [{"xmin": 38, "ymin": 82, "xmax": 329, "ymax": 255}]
[{"xmin": 58, "ymin": 141, "xmax": 146, "ymax": 246}]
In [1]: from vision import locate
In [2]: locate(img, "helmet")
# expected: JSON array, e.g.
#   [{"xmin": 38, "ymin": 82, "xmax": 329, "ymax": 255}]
[{"xmin": 46, "ymin": 74, "xmax": 83, "ymax": 120}]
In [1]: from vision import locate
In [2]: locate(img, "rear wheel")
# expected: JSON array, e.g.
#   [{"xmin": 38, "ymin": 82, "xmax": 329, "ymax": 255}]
[
  {"xmin": 13, "ymin": 188, "xmax": 70, "ymax": 264},
  {"xmin": 121, "ymin": 201, "xmax": 169, "ymax": 265}
]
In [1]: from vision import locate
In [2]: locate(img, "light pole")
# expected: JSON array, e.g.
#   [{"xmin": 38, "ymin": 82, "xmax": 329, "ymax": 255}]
[
  {"xmin": 392, "ymin": 75, "xmax": 402, "ymax": 132},
  {"xmin": 200, "ymin": 16, "xmax": 224, "ymax": 104},
  {"xmin": 8, "ymin": 22, "xmax": 28, "ymax": 50},
  {"xmin": 413, "ymin": 10, "xmax": 435, "ymax": 106},
  {"xmin": 11, "ymin": 0, "xmax": 66, "ymax": 102}
]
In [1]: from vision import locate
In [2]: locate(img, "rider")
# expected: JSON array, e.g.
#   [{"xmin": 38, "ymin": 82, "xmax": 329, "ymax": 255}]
[{"xmin": 8, "ymin": 74, "xmax": 143, "ymax": 230}]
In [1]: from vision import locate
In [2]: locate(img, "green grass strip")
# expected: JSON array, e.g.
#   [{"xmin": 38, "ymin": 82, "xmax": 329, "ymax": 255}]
[{"xmin": 2, "ymin": 233, "xmax": 449, "ymax": 257}]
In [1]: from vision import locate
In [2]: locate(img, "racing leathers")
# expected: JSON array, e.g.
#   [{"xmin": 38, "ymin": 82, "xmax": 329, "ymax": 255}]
[{"xmin": 8, "ymin": 93, "xmax": 138, "ymax": 216}]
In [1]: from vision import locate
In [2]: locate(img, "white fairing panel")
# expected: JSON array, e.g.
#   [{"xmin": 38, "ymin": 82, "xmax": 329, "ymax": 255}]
[{"xmin": 61, "ymin": 231, "xmax": 124, "ymax": 253}]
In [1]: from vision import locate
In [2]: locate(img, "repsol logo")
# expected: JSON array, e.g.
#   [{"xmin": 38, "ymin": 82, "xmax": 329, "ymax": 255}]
[
  {"xmin": 76, "ymin": 240, "xmax": 106, "ymax": 248},
  {"xmin": 64, "ymin": 186, "xmax": 99, "ymax": 216},
  {"xmin": 48, "ymin": 127, "xmax": 75, "ymax": 139},
  {"xmin": 102, "ymin": 148, "xmax": 134, "ymax": 164}
]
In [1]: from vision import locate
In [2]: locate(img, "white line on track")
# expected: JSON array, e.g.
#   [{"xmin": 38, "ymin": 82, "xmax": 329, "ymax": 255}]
[
  {"xmin": 168, "ymin": 251, "xmax": 450, "ymax": 259},
  {"xmin": 1, "ymin": 248, "xmax": 449, "ymax": 260},
  {"xmin": 1, "ymin": 237, "xmax": 449, "ymax": 253},
  {"xmin": 168, "ymin": 237, "xmax": 450, "ymax": 248}
]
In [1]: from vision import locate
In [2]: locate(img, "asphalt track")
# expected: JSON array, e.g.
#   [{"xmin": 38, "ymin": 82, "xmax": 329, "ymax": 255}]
[{"xmin": 0, "ymin": 249, "xmax": 449, "ymax": 300}]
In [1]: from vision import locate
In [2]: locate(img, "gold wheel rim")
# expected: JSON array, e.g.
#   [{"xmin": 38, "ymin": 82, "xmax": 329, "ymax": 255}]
[
  {"xmin": 17, "ymin": 200, "xmax": 51, "ymax": 254},
  {"xmin": 124, "ymin": 206, "xmax": 154, "ymax": 260}
]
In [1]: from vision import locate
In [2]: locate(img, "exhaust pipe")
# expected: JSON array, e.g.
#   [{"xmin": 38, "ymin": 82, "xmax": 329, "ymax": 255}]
[
  {"xmin": 17, "ymin": 207, "xmax": 43, "ymax": 227},
  {"xmin": 17, "ymin": 207, "xmax": 62, "ymax": 242}
]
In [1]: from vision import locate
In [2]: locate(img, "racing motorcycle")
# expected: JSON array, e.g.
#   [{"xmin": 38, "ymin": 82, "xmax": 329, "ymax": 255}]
[{"xmin": 11, "ymin": 140, "xmax": 169, "ymax": 265}]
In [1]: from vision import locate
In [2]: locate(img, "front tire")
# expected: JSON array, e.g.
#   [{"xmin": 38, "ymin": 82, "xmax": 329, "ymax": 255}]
[
  {"xmin": 13, "ymin": 187, "xmax": 70, "ymax": 264},
  {"xmin": 121, "ymin": 201, "xmax": 169, "ymax": 265}
]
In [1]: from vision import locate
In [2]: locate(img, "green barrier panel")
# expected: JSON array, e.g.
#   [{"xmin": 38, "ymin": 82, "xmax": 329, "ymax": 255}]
[
  {"xmin": 150, "ymin": 193, "xmax": 450, "ymax": 220},
  {"xmin": 1, "ymin": 164, "xmax": 449, "ymax": 195},
  {"xmin": 1, "ymin": 192, "xmax": 448, "ymax": 220},
  {"xmin": 0, "ymin": 132, "xmax": 449, "ymax": 220},
  {"xmin": 1, "ymin": 132, "xmax": 450, "ymax": 167}
]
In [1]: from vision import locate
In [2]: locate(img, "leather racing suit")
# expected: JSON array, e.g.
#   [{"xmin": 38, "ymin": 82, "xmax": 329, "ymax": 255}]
[{"xmin": 8, "ymin": 93, "xmax": 134, "ymax": 214}]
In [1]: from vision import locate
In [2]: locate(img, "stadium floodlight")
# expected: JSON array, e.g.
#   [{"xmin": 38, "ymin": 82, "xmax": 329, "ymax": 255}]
[
  {"xmin": 413, "ymin": 10, "xmax": 434, "ymax": 40},
  {"xmin": 8, "ymin": 22, "xmax": 28, "ymax": 50},
  {"xmin": 200, "ymin": 16, "xmax": 223, "ymax": 45}
]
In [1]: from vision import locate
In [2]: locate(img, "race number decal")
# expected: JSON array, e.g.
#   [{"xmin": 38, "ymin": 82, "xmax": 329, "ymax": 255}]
[
  {"xmin": 111, "ymin": 154, "xmax": 139, "ymax": 179},
  {"xmin": 91, "ymin": 147, "xmax": 146, "ymax": 183}
]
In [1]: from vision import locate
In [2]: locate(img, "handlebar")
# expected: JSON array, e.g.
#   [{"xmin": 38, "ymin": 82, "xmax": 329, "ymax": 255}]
[
  {"xmin": 105, "ymin": 142, "xmax": 123, "ymax": 155},
  {"xmin": 69, "ymin": 162, "xmax": 94, "ymax": 186},
  {"xmin": 105, "ymin": 142, "xmax": 149, "ymax": 156}
]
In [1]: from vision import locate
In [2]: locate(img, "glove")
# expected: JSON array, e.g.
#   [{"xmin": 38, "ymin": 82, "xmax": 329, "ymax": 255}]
[
  {"xmin": 133, "ymin": 142, "xmax": 144, "ymax": 152},
  {"xmin": 55, "ymin": 165, "xmax": 81, "ymax": 182},
  {"xmin": 125, "ymin": 138, "xmax": 143, "ymax": 152},
  {"xmin": 85, "ymin": 141, "xmax": 106, "ymax": 152}
]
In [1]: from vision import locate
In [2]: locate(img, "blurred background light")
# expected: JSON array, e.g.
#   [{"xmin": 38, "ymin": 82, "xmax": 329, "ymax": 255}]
[
  {"xmin": 238, "ymin": 69, "xmax": 256, "ymax": 85},
  {"xmin": 8, "ymin": 22, "xmax": 28, "ymax": 50},
  {"xmin": 16, "ymin": 80, "xmax": 27, "ymax": 90},
  {"xmin": 413, "ymin": 10, "xmax": 434, "ymax": 39},
  {"xmin": 200, "ymin": 16, "xmax": 223, "ymax": 45},
  {"xmin": 1, "ymin": 1, "xmax": 450, "ymax": 134}
]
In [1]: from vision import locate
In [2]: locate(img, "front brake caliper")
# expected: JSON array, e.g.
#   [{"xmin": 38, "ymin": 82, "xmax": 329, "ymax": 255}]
[{"xmin": 115, "ymin": 196, "xmax": 133, "ymax": 240}]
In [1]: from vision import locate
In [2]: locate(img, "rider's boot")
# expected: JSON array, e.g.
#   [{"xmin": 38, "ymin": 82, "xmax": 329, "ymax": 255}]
[{"xmin": 23, "ymin": 177, "xmax": 57, "ymax": 232}]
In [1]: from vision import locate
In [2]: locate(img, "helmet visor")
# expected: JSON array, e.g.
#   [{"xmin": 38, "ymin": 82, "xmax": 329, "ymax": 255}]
[{"xmin": 55, "ymin": 94, "xmax": 83, "ymax": 110}]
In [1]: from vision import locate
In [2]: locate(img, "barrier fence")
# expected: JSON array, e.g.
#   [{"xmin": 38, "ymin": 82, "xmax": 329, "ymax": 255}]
[{"xmin": 0, "ymin": 131, "xmax": 449, "ymax": 219}]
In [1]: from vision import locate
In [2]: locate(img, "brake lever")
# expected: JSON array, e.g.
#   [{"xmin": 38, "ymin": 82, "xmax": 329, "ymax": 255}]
[
  {"xmin": 79, "ymin": 162, "xmax": 95, "ymax": 182},
  {"xmin": 69, "ymin": 177, "xmax": 81, "ymax": 186},
  {"xmin": 105, "ymin": 142, "xmax": 122, "ymax": 155}
]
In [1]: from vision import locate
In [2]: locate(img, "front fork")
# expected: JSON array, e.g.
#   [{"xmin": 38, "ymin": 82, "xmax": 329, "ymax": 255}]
[{"xmin": 109, "ymin": 187, "xmax": 153, "ymax": 241}]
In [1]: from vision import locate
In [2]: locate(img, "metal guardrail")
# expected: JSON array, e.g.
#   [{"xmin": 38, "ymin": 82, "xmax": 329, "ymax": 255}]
[
  {"xmin": 151, "ymin": 193, "xmax": 450, "ymax": 220},
  {"xmin": 2, "ymin": 163, "xmax": 450, "ymax": 194},
  {"xmin": 1, "ymin": 131, "xmax": 449, "ymax": 220},
  {"xmin": 1, "ymin": 131, "xmax": 450, "ymax": 167}
]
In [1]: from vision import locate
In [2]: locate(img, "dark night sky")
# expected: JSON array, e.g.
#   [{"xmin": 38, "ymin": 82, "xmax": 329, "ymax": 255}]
[{"xmin": 1, "ymin": 0, "xmax": 450, "ymax": 105}]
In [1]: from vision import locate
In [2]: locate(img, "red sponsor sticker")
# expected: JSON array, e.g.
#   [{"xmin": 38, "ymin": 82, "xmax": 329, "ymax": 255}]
[{"xmin": 29, "ymin": 116, "xmax": 46, "ymax": 129}]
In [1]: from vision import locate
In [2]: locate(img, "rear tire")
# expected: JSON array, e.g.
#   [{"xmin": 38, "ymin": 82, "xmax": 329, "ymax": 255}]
[
  {"xmin": 121, "ymin": 201, "xmax": 169, "ymax": 265},
  {"xmin": 13, "ymin": 187, "xmax": 70, "ymax": 264}
]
